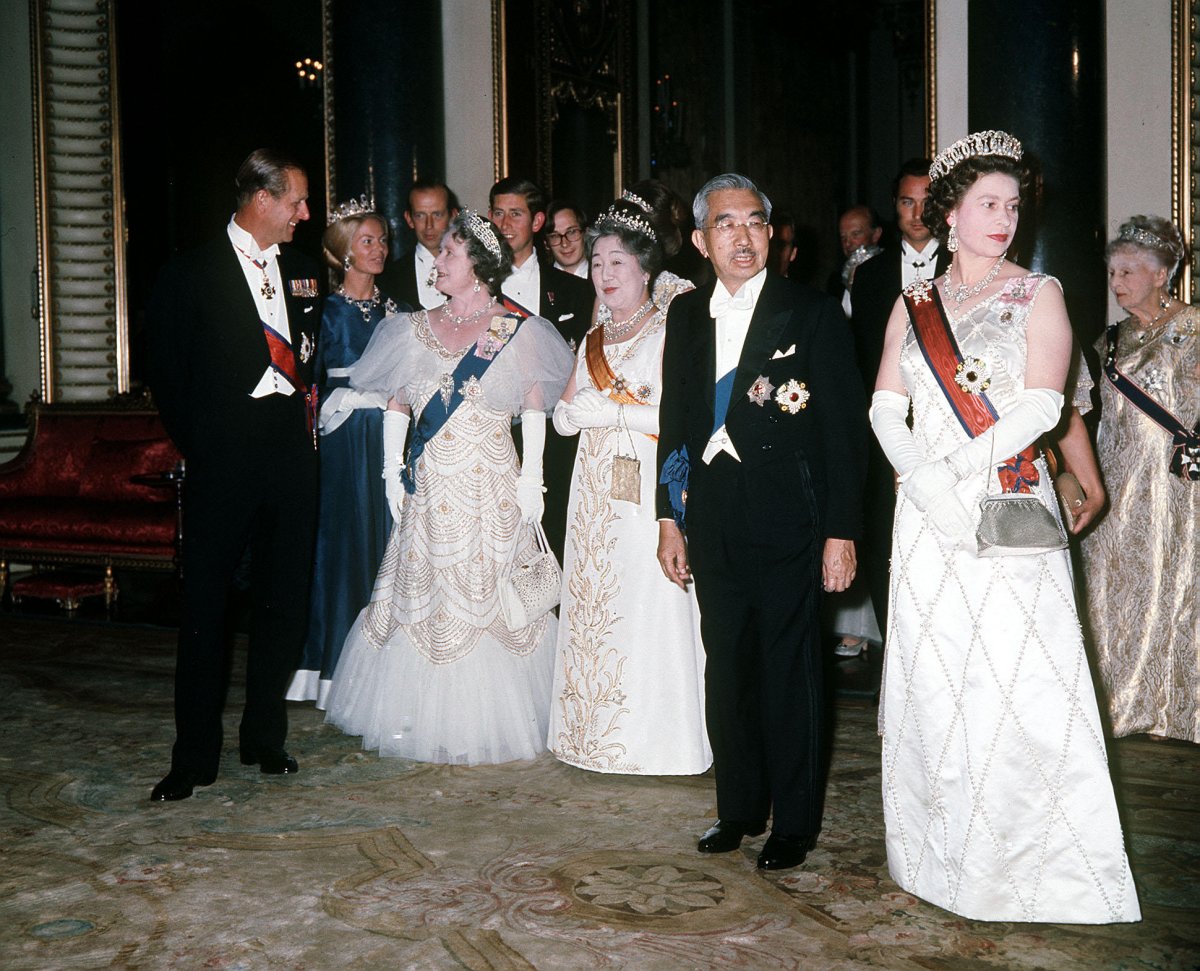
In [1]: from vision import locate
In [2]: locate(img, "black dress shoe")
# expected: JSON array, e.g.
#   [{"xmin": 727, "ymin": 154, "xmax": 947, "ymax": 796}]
[
  {"xmin": 150, "ymin": 767, "xmax": 216, "ymax": 802},
  {"xmin": 697, "ymin": 819, "xmax": 768, "ymax": 853},
  {"xmin": 756, "ymin": 832, "xmax": 816, "ymax": 870},
  {"xmin": 240, "ymin": 748, "xmax": 299, "ymax": 775}
]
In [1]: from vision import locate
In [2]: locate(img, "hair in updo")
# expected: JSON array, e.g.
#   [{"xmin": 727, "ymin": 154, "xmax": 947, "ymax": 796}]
[
  {"xmin": 586, "ymin": 201, "xmax": 664, "ymax": 282},
  {"xmin": 447, "ymin": 212, "xmax": 514, "ymax": 297},
  {"xmin": 322, "ymin": 213, "xmax": 387, "ymax": 275},
  {"xmin": 1105, "ymin": 214, "xmax": 1186, "ymax": 285},
  {"xmin": 922, "ymin": 155, "xmax": 1033, "ymax": 244}
]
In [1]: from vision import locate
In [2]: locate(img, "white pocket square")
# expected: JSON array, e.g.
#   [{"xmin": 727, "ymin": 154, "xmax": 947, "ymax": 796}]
[
  {"xmin": 771, "ymin": 344, "xmax": 796, "ymax": 359},
  {"xmin": 304, "ymin": 306, "xmax": 315, "ymax": 313},
  {"xmin": 559, "ymin": 312, "xmax": 575, "ymax": 321}
]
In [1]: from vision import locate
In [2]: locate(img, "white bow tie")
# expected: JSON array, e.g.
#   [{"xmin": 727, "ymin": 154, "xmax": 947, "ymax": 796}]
[{"xmin": 710, "ymin": 287, "xmax": 755, "ymax": 318}]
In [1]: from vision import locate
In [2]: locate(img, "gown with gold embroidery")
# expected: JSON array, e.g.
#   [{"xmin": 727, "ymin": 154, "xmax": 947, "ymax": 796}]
[
  {"xmin": 324, "ymin": 310, "xmax": 573, "ymax": 764},
  {"xmin": 880, "ymin": 274, "xmax": 1140, "ymax": 923},
  {"xmin": 547, "ymin": 301, "xmax": 712, "ymax": 775},
  {"xmin": 1082, "ymin": 307, "xmax": 1198, "ymax": 742}
]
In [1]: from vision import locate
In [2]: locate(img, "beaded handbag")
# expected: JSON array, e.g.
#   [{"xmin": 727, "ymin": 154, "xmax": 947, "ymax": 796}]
[{"xmin": 498, "ymin": 521, "xmax": 561, "ymax": 630}]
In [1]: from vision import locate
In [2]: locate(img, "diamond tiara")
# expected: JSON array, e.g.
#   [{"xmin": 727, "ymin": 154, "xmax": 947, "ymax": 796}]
[
  {"xmin": 929, "ymin": 130, "xmax": 1023, "ymax": 181},
  {"xmin": 596, "ymin": 203, "xmax": 657, "ymax": 242},
  {"xmin": 1118, "ymin": 225, "xmax": 1171, "ymax": 251},
  {"xmin": 327, "ymin": 194, "xmax": 376, "ymax": 226},
  {"xmin": 461, "ymin": 209, "xmax": 502, "ymax": 259},
  {"xmin": 621, "ymin": 190, "xmax": 653, "ymax": 214}
]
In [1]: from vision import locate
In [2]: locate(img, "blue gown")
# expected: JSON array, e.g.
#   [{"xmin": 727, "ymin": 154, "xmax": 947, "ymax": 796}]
[{"xmin": 287, "ymin": 292, "xmax": 397, "ymax": 707}]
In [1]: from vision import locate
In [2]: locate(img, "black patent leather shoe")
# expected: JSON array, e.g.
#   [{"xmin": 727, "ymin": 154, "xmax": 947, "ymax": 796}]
[
  {"xmin": 697, "ymin": 819, "xmax": 768, "ymax": 853},
  {"xmin": 240, "ymin": 748, "xmax": 299, "ymax": 775},
  {"xmin": 756, "ymin": 832, "xmax": 816, "ymax": 870},
  {"xmin": 150, "ymin": 767, "xmax": 216, "ymax": 802}
]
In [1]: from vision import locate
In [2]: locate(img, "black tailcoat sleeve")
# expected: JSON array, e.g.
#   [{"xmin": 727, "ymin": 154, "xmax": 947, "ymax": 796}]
[{"xmin": 538, "ymin": 259, "xmax": 594, "ymax": 351}]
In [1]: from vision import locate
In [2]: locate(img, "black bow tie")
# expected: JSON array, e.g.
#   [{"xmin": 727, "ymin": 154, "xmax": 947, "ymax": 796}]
[{"xmin": 911, "ymin": 259, "xmax": 927, "ymax": 269}]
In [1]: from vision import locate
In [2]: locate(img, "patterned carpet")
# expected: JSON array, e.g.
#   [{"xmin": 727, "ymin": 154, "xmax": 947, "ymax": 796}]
[{"xmin": 0, "ymin": 615, "xmax": 1196, "ymax": 970}]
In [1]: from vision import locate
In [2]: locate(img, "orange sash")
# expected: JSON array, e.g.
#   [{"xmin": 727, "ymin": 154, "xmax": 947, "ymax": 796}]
[{"xmin": 584, "ymin": 328, "xmax": 657, "ymax": 439}]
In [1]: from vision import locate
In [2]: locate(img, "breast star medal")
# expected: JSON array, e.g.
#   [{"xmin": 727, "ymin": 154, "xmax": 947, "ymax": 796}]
[
  {"xmin": 775, "ymin": 379, "xmax": 810, "ymax": 413},
  {"xmin": 747, "ymin": 375, "xmax": 775, "ymax": 406}
]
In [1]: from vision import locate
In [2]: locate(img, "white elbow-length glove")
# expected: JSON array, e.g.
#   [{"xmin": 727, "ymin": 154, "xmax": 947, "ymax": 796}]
[
  {"xmin": 516, "ymin": 409, "xmax": 547, "ymax": 522},
  {"xmin": 382, "ymin": 410, "xmax": 410, "ymax": 523},
  {"xmin": 318, "ymin": 388, "xmax": 390, "ymax": 433},
  {"xmin": 552, "ymin": 398, "xmax": 580, "ymax": 436},
  {"xmin": 871, "ymin": 390, "xmax": 972, "ymax": 539},
  {"xmin": 940, "ymin": 387, "xmax": 1065, "ymax": 479}
]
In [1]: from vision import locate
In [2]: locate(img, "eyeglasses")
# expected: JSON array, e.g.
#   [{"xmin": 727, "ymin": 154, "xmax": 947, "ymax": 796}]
[
  {"xmin": 546, "ymin": 227, "xmax": 583, "ymax": 245},
  {"xmin": 707, "ymin": 218, "xmax": 769, "ymax": 236}
]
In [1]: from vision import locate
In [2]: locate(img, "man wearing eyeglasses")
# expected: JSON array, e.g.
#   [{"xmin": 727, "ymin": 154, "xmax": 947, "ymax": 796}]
[
  {"xmin": 545, "ymin": 201, "xmax": 589, "ymax": 278},
  {"xmin": 656, "ymin": 173, "xmax": 867, "ymax": 871}
]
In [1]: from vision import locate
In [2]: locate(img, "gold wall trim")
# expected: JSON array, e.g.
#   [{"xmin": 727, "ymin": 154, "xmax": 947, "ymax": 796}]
[
  {"xmin": 1173, "ymin": 0, "xmax": 1194, "ymax": 300},
  {"xmin": 492, "ymin": 0, "xmax": 508, "ymax": 182},
  {"xmin": 29, "ymin": 0, "xmax": 128, "ymax": 402},
  {"xmin": 925, "ymin": 0, "xmax": 937, "ymax": 158}
]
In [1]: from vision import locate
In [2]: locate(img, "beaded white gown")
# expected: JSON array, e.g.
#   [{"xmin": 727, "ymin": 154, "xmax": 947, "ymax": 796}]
[
  {"xmin": 324, "ymin": 310, "xmax": 573, "ymax": 764},
  {"xmin": 880, "ymin": 274, "xmax": 1140, "ymax": 923},
  {"xmin": 547, "ymin": 307, "xmax": 712, "ymax": 775}
]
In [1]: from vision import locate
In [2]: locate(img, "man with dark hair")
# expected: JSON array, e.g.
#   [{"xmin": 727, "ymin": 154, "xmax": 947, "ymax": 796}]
[
  {"xmin": 544, "ymin": 200, "xmax": 589, "ymax": 278},
  {"xmin": 488, "ymin": 176, "xmax": 593, "ymax": 561},
  {"xmin": 656, "ymin": 173, "xmax": 867, "ymax": 871},
  {"xmin": 847, "ymin": 158, "xmax": 947, "ymax": 647},
  {"xmin": 769, "ymin": 211, "xmax": 798, "ymax": 278},
  {"xmin": 378, "ymin": 179, "xmax": 458, "ymax": 309},
  {"xmin": 145, "ymin": 148, "xmax": 322, "ymax": 801}
]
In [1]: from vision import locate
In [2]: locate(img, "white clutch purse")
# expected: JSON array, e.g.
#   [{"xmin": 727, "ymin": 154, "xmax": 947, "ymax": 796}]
[{"xmin": 498, "ymin": 521, "xmax": 562, "ymax": 630}]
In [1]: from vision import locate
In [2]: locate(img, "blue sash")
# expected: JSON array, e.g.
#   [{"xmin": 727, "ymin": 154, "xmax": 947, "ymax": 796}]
[
  {"xmin": 401, "ymin": 311, "xmax": 524, "ymax": 492},
  {"xmin": 711, "ymin": 368, "xmax": 736, "ymax": 435}
]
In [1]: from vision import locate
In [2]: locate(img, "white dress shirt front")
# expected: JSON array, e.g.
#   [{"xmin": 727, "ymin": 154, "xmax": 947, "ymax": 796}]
[
  {"xmin": 502, "ymin": 251, "xmax": 541, "ymax": 313},
  {"xmin": 414, "ymin": 245, "xmax": 442, "ymax": 309},
  {"xmin": 227, "ymin": 217, "xmax": 293, "ymax": 398},
  {"xmin": 703, "ymin": 268, "xmax": 768, "ymax": 464}
]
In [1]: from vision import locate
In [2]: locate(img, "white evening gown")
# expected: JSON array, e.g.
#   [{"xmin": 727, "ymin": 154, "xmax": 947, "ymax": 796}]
[
  {"xmin": 880, "ymin": 274, "xmax": 1140, "ymax": 923},
  {"xmin": 548, "ymin": 309, "xmax": 712, "ymax": 775},
  {"xmin": 325, "ymin": 310, "xmax": 573, "ymax": 764}
]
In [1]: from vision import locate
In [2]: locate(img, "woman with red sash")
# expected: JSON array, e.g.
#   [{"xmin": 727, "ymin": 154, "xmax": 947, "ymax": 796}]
[
  {"xmin": 324, "ymin": 211, "xmax": 574, "ymax": 764},
  {"xmin": 869, "ymin": 132, "xmax": 1140, "ymax": 922},
  {"xmin": 1083, "ymin": 215, "xmax": 1198, "ymax": 742},
  {"xmin": 546, "ymin": 200, "xmax": 711, "ymax": 775}
]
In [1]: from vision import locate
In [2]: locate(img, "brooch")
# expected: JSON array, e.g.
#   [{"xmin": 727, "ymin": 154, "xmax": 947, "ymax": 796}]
[
  {"xmin": 289, "ymin": 278, "xmax": 320, "ymax": 299},
  {"xmin": 747, "ymin": 374, "xmax": 775, "ymax": 406},
  {"xmin": 474, "ymin": 315, "xmax": 518, "ymax": 360},
  {"xmin": 298, "ymin": 333, "xmax": 314, "ymax": 363},
  {"xmin": 438, "ymin": 372, "xmax": 455, "ymax": 408},
  {"xmin": 906, "ymin": 278, "xmax": 933, "ymax": 304},
  {"xmin": 775, "ymin": 379, "xmax": 810, "ymax": 413},
  {"xmin": 458, "ymin": 375, "xmax": 484, "ymax": 399},
  {"xmin": 632, "ymin": 383, "xmax": 653, "ymax": 402},
  {"xmin": 954, "ymin": 357, "xmax": 992, "ymax": 394}
]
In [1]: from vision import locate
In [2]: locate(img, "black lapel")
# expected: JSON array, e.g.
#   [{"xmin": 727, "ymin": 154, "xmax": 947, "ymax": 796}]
[
  {"xmin": 728, "ymin": 274, "xmax": 791, "ymax": 417},
  {"xmin": 691, "ymin": 284, "xmax": 718, "ymax": 415}
]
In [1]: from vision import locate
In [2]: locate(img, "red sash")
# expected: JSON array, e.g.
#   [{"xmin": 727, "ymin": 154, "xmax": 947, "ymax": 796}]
[
  {"xmin": 903, "ymin": 282, "xmax": 1038, "ymax": 493},
  {"xmin": 263, "ymin": 323, "xmax": 317, "ymax": 447}
]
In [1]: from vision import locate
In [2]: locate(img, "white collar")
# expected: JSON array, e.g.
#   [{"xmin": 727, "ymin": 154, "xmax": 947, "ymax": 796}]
[
  {"xmin": 900, "ymin": 238, "xmax": 938, "ymax": 263},
  {"xmin": 227, "ymin": 216, "xmax": 279, "ymax": 262},
  {"xmin": 715, "ymin": 267, "xmax": 767, "ymax": 305}
]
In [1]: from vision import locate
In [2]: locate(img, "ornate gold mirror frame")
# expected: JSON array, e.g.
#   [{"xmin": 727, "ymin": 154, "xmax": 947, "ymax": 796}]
[
  {"xmin": 30, "ymin": 0, "xmax": 127, "ymax": 402},
  {"xmin": 1174, "ymin": 0, "xmax": 1195, "ymax": 301}
]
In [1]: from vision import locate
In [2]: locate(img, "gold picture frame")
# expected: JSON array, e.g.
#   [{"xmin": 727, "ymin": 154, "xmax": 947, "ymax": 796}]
[{"xmin": 1174, "ymin": 0, "xmax": 1195, "ymax": 300}]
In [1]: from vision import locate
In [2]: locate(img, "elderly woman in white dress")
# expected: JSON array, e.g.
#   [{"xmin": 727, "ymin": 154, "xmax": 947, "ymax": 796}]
[
  {"xmin": 547, "ymin": 200, "xmax": 711, "ymax": 775},
  {"xmin": 325, "ymin": 211, "xmax": 574, "ymax": 764}
]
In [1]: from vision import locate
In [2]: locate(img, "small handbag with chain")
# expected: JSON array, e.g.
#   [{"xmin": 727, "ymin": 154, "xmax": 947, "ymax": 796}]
[
  {"xmin": 976, "ymin": 442, "xmax": 1068, "ymax": 557},
  {"xmin": 498, "ymin": 520, "xmax": 562, "ymax": 630},
  {"xmin": 610, "ymin": 405, "xmax": 642, "ymax": 503}
]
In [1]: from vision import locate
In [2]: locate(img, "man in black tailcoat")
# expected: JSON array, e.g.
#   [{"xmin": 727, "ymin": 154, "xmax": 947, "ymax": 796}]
[
  {"xmin": 145, "ymin": 149, "xmax": 321, "ymax": 801},
  {"xmin": 656, "ymin": 173, "xmax": 867, "ymax": 870},
  {"xmin": 489, "ymin": 176, "xmax": 594, "ymax": 562},
  {"xmin": 848, "ymin": 158, "xmax": 947, "ymax": 643}
]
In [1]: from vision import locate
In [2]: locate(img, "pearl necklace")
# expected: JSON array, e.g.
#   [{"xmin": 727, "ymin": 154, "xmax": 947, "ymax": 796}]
[
  {"xmin": 602, "ymin": 299, "xmax": 655, "ymax": 341},
  {"xmin": 441, "ymin": 296, "xmax": 496, "ymax": 328},
  {"xmin": 336, "ymin": 284, "xmax": 381, "ymax": 322},
  {"xmin": 943, "ymin": 256, "xmax": 1005, "ymax": 306}
]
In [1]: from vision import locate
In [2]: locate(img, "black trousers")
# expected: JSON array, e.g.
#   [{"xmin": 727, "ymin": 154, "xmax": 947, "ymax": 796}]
[
  {"xmin": 685, "ymin": 453, "xmax": 826, "ymax": 837},
  {"xmin": 861, "ymin": 439, "xmax": 897, "ymax": 641},
  {"xmin": 170, "ymin": 409, "xmax": 317, "ymax": 775}
]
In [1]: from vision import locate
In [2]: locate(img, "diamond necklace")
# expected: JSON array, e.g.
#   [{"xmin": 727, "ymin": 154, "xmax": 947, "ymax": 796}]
[
  {"xmin": 441, "ymin": 296, "xmax": 496, "ymax": 327},
  {"xmin": 943, "ymin": 256, "xmax": 1005, "ymax": 306},
  {"xmin": 602, "ymin": 299, "xmax": 655, "ymax": 341},
  {"xmin": 336, "ymin": 284, "xmax": 381, "ymax": 322}
]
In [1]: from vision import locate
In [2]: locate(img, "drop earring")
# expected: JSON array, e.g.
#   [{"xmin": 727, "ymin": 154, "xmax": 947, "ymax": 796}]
[
  {"xmin": 343, "ymin": 253, "xmax": 353, "ymax": 271},
  {"xmin": 946, "ymin": 225, "xmax": 959, "ymax": 253}
]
